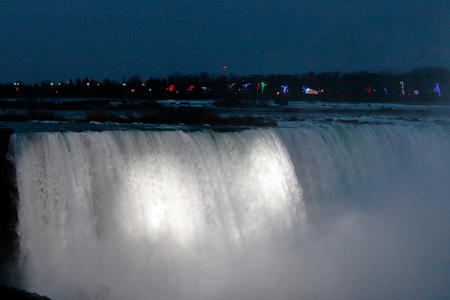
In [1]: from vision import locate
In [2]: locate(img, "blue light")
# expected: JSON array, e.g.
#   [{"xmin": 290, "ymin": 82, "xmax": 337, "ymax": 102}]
[{"xmin": 434, "ymin": 83, "xmax": 441, "ymax": 96}]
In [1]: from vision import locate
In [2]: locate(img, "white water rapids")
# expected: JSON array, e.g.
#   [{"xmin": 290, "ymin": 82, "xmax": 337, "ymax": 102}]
[{"xmin": 9, "ymin": 124, "xmax": 450, "ymax": 299}]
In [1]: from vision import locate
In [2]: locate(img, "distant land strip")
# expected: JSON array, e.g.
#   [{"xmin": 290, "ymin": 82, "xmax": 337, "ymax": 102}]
[{"xmin": 1, "ymin": 67, "xmax": 448, "ymax": 102}]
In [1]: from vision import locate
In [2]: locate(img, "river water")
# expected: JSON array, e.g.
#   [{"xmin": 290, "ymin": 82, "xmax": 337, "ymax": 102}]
[{"xmin": 4, "ymin": 100, "xmax": 450, "ymax": 299}]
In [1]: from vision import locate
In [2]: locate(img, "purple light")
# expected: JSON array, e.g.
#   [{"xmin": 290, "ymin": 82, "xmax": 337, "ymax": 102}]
[
  {"xmin": 434, "ymin": 83, "xmax": 441, "ymax": 96},
  {"xmin": 243, "ymin": 83, "xmax": 251, "ymax": 92},
  {"xmin": 281, "ymin": 85, "xmax": 288, "ymax": 94},
  {"xmin": 383, "ymin": 85, "xmax": 388, "ymax": 95}
]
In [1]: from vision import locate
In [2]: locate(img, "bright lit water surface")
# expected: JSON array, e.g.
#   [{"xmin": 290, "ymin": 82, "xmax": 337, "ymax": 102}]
[{"xmin": 4, "ymin": 101, "xmax": 450, "ymax": 300}]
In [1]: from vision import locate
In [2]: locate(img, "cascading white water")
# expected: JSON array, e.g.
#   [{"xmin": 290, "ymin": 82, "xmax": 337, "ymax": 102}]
[{"xmin": 9, "ymin": 124, "xmax": 450, "ymax": 300}]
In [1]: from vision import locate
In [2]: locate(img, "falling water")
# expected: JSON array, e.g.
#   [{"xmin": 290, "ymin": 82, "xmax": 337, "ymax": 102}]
[{"xmin": 9, "ymin": 124, "xmax": 450, "ymax": 299}]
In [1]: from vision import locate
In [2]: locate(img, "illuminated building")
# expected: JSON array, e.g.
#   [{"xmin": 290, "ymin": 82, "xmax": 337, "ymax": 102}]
[{"xmin": 302, "ymin": 87, "xmax": 322, "ymax": 95}]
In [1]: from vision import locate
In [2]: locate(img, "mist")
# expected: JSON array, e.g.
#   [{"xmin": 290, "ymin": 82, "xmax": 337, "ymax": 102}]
[{"xmin": 9, "ymin": 125, "xmax": 450, "ymax": 299}]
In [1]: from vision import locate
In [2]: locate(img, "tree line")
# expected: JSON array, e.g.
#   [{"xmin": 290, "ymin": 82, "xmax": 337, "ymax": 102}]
[{"xmin": 1, "ymin": 67, "xmax": 448, "ymax": 103}]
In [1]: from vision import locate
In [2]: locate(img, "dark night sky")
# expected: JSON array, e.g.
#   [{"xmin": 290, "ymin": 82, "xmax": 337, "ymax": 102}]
[{"xmin": 1, "ymin": 0, "xmax": 449, "ymax": 83}]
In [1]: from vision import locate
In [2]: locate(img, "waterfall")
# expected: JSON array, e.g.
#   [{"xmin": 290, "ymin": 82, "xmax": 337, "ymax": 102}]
[{"xmin": 9, "ymin": 124, "xmax": 450, "ymax": 299}]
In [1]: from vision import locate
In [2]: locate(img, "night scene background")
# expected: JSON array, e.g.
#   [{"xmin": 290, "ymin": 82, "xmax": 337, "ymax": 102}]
[
  {"xmin": 1, "ymin": 0, "xmax": 449, "ymax": 83},
  {"xmin": 2, "ymin": 2, "xmax": 450, "ymax": 300}
]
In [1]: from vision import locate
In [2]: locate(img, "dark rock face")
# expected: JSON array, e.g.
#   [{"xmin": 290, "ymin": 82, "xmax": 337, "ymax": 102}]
[
  {"xmin": 0, "ymin": 127, "xmax": 19, "ymax": 285},
  {"xmin": 0, "ymin": 128, "xmax": 52, "ymax": 300},
  {"xmin": 0, "ymin": 286, "xmax": 52, "ymax": 300}
]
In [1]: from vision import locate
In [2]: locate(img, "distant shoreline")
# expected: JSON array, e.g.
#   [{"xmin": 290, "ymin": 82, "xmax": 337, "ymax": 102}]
[{"xmin": 1, "ymin": 68, "xmax": 448, "ymax": 103}]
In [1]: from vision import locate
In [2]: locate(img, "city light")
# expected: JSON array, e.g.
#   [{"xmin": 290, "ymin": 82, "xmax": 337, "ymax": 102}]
[
  {"xmin": 243, "ymin": 83, "xmax": 251, "ymax": 92},
  {"xmin": 302, "ymin": 87, "xmax": 322, "ymax": 95},
  {"xmin": 434, "ymin": 83, "xmax": 441, "ymax": 96},
  {"xmin": 261, "ymin": 82, "xmax": 267, "ymax": 93}
]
